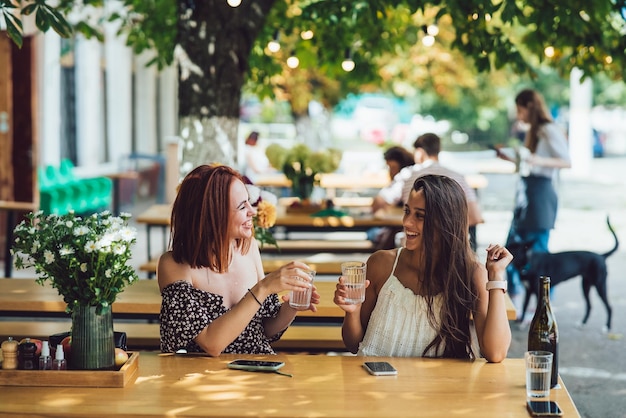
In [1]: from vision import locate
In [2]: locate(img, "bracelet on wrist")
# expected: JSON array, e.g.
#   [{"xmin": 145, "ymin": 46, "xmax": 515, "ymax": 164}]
[
  {"xmin": 486, "ymin": 280, "xmax": 507, "ymax": 293},
  {"xmin": 247, "ymin": 288, "xmax": 263, "ymax": 306}
]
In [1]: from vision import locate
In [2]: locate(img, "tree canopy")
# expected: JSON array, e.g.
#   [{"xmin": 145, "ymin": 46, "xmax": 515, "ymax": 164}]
[
  {"xmin": 4, "ymin": 1, "xmax": 625, "ymax": 84},
  {"xmin": 3, "ymin": 1, "xmax": 625, "ymax": 168}
]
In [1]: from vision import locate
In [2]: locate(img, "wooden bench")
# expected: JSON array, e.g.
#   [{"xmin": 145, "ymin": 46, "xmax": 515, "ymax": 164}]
[{"xmin": 0, "ymin": 321, "xmax": 346, "ymax": 352}]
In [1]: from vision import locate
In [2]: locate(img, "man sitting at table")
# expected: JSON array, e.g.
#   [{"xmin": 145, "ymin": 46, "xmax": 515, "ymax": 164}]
[
  {"xmin": 334, "ymin": 174, "xmax": 512, "ymax": 362},
  {"xmin": 370, "ymin": 145, "xmax": 416, "ymax": 250},
  {"xmin": 374, "ymin": 133, "xmax": 484, "ymax": 250}
]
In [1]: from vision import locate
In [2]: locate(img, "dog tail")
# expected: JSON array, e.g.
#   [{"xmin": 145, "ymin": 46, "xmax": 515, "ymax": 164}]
[{"xmin": 603, "ymin": 216, "xmax": 619, "ymax": 259}]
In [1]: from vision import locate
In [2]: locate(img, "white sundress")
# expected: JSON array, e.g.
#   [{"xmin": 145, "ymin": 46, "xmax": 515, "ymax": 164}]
[{"xmin": 358, "ymin": 247, "xmax": 445, "ymax": 357}]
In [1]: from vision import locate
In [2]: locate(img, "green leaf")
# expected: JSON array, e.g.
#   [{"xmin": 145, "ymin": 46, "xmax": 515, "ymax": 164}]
[
  {"xmin": 3, "ymin": 11, "xmax": 23, "ymax": 48},
  {"xmin": 35, "ymin": 7, "xmax": 51, "ymax": 32}
]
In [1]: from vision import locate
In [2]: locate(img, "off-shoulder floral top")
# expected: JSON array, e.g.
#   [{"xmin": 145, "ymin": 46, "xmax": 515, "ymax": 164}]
[{"xmin": 160, "ymin": 281, "xmax": 285, "ymax": 354}]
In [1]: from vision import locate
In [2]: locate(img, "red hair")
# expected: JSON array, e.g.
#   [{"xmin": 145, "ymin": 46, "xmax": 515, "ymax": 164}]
[{"xmin": 170, "ymin": 164, "xmax": 251, "ymax": 272}]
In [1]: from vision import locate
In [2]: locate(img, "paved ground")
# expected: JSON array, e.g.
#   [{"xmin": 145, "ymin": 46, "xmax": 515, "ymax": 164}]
[{"xmin": 5, "ymin": 155, "xmax": 626, "ymax": 418}]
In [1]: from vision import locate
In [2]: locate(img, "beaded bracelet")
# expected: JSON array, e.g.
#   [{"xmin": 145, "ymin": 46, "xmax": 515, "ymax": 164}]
[{"xmin": 247, "ymin": 288, "xmax": 263, "ymax": 306}]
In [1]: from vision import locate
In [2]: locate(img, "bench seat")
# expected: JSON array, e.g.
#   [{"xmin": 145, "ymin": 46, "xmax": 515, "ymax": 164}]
[{"xmin": 0, "ymin": 321, "xmax": 345, "ymax": 352}]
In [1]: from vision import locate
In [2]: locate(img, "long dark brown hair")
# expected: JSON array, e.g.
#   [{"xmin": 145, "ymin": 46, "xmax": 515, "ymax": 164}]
[
  {"xmin": 169, "ymin": 164, "xmax": 251, "ymax": 272},
  {"xmin": 412, "ymin": 175, "xmax": 478, "ymax": 359},
  {"xmin": 515, "ymin": 89, "xmax": 553, "ymax": 153}
]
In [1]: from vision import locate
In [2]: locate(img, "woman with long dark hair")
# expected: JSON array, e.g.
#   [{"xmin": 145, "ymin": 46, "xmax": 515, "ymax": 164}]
[
  {"xmin": 498, "ymin": 89, "xmax": 571, "ymax": 296},
  {"xmin": 334, "ymin": 174, "xmax": 512, "ymax": 362}
]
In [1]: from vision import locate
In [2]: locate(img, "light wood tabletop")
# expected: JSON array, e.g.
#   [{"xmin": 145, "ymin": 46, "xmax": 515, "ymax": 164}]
[
  {"xmin": 0, "ymin": 277, "xmax": 517, "ymax": 321},
  {"xmin": 0, "ymin": 352, "xmax": 579, "ymax": 417}
]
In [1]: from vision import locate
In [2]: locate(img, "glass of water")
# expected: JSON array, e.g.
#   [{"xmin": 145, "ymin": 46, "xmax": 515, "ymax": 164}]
[
  {"xmin": 289, "ymin": 269, "xmax": 316, "ymax": 309},
  {"xmin": 340, "ymin": 261, "xmax": 367, "ymax": 304},
  {"xmin": 525, "ymin": 350, "xmax": 553, "ymax": 398}
]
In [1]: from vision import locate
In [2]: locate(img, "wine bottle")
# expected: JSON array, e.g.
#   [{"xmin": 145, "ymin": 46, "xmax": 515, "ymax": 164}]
[{"xmin": 528, "ymin": 276, "xmax": 559, "ymax": 388}]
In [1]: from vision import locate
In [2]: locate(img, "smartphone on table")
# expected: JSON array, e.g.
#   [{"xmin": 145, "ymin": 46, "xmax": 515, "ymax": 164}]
[
  {"xmin": 228, "ymin": 359, "xmax": 285, "ymax": 372},
  {"xmin": 362, "ymin": 361, "xmax": 397, "ymax": 376},
  {"xmin": 526, "ymin": 400, "xmax": 563, "ymax": 417}
]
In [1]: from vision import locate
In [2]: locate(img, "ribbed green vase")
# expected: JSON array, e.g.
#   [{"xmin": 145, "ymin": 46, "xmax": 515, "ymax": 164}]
[{"xmin": 70, "ymin": 305, "xmax": 115, "ymax": 370}]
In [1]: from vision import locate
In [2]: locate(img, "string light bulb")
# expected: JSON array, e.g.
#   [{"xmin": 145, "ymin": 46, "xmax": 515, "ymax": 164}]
[
  {"xmin": 287, "ymin": 51, "xmax": 300, "ymax": 68},
  {"xmin": 226, "ymin": 0, "xmax": 242, "ymax": 7},
  {"xmin": 300, "ymin": 30, "xmax": 314, "ymax": 40},
  {"xmin": 341, "ymin": 48, "xmax": 355, "ymax": 72},
  {"xmin": 268, "ymin": 31, "xmax": 280, "ymax": 53}
]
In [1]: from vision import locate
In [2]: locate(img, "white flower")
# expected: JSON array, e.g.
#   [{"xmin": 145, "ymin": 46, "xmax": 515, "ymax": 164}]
[
  {"xmin": 73, "ymin": 226, "xmax": 90, "ymax": 236},
  {"xmin": 118, "ymin": 227, "xmax": 136, "ymax": 242},
  {"xmin": 59, "ymin": 247, "xmax": 75, "ymax": 256},
  {"xmin": 260, "ymin": 190, "xmax": 278, "ymax": 206},
  {"xmin": 43, "ymin": 250, "xmax": 55, "ymax": 264},
  {"xmin": 112, "ymin": 243, "xmax": 126, "ymax": 255},
  {"xmin": 11, "ymin": 210, "xmax": 139, "ymax": 312},
  {"xmin": 246, "ymin": 184, "xmax": 261, "ymax": 204},
  {"xmin": 84, "ymin": 241, "xmax": 98, "ymax": 253}
]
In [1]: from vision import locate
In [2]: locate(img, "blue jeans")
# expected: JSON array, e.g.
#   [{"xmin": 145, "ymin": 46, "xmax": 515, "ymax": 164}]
[{"xmin": 505, "ymin": 229, "xmax": 550, "ymax": 296}]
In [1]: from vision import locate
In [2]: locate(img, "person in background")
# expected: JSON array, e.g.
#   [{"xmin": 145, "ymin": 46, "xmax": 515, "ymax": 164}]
[
  {"xmin": 158, "ymin": 164, "xmax": 319, "ymax": 356},
  {"xmin": 334, "ymin": 174, "xmax": 512, "ymax": 362},
  {"xmin": 370, "ymin": 146, "xmax": 416, "ymax": 249},
  {"xmin": 243, "ymin": 131, "xmax": 275, "ymax": 183},
  {"xmin": 494, "ymin": 88, "xmax": 571, "ymax": 297},
  {"xmin": 378, "ymin": 133, "xmax": 483, "ymax": 251}
]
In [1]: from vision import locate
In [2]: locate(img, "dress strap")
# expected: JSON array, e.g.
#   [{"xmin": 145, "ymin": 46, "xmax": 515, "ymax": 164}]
[{"xmin": 391, "ymin": 247, "xmax": 402, "ymax": 277}]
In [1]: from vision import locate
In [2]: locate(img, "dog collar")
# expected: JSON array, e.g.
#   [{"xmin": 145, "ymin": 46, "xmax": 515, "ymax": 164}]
[{"xmin": 486, "ymin": 280, "xmax": 508, "ymax": 293}]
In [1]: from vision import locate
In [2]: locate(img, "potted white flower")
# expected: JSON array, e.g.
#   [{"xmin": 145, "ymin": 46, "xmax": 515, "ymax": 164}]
[{"xmin": 11, "ymin": 210, "xmax": 139, "ymax": 370}]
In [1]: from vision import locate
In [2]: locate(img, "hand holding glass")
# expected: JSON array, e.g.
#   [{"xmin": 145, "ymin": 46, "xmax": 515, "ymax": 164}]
[
  {"xmin": 289, "ymin": 270, "xmax": 316, "ymax": 309},
  {"xmin": 340, "ymin": 261, "xmax": 367, "ymax": 304}
]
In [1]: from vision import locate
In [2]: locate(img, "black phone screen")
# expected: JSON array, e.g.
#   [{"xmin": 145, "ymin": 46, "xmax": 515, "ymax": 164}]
[
  {"xmin": 527, "ymin": 401, "xmax": 563, "ymax": 417},
  {"xmin": 227, "ymin": 360, "xmax": 285, "ymax": 371},
  {"xmin": 363, "ymin": 361, "xmax": 398, "ymax": 375}
]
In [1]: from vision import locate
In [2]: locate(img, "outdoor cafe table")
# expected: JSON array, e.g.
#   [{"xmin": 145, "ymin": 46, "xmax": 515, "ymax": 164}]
[{"xmin": 0, "ymin": 352, "xmax": 580, "ymax": 417}]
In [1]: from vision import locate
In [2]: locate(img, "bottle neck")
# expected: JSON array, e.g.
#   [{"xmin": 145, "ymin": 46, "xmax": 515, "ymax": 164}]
[{"xmin": 540, "ymin": 278, "xmax": 551, "ymax": 306}]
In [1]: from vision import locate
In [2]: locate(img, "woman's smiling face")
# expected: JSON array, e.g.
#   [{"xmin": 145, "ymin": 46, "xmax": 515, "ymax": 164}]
[
  {"xmin": 228, "ymin": 179, "xmax": 255, "ymax": 240},
  {"xmin": 403, "ymin": 189, "xmax": 426, "ymax": 251}
]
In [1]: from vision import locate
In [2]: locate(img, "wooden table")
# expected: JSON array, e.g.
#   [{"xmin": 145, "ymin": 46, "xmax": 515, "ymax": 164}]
[
  {"xmin": 0, "ymin": 200, "xmax": 37, "ymax": 278},
  {"xmin": 0, "ymin": 352, "xmax": 580, "ymax": 417},
  {"xmin": 256, "ymin": 172, "xmax": 488, "ymax": 198}
]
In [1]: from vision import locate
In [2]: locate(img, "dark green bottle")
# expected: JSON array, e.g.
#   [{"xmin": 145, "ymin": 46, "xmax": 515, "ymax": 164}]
[{"xmin": 528, "ymin": 276, "xmax": 559, "ymax": 388}]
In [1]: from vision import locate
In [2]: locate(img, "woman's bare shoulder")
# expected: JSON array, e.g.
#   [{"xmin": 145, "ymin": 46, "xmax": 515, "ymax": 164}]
[
  {"xmin": 157, "ymin": 251, "xmax": 192, "ymax": 290},
  {"xmin": 366, "ymin": 249, "xmax": 398, "ymax": 283}
]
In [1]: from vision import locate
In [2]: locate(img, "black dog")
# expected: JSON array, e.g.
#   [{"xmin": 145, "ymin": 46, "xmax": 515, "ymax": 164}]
[{"xmin": 508, "ymin": 217, "xmax": 619, "ymax": 331}]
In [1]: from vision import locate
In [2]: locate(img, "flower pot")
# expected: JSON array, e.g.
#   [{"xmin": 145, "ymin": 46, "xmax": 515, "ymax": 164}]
[
  {"xmin": 291, "ymin": 176, "xmax": 315, "ymax": 201},
  {"xmin": 70, "ymin": 305, "xmax": 115, "ymax": 370}
]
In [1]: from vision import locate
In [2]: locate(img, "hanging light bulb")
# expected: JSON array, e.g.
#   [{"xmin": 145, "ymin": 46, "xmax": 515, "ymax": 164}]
[
  {"xmin": 287, "ymin": 51, "xmax": 300, "ymax": 68},
  {"xmin": 426, "ymin": 24, "xmax": 439, "ymax": 36},
  {"xmin": 226, "ymin": 0, "xmax": 242, "ymax": 7},
  {"xmin": 421, "ymin": 25, "xmax": 436, "ymax": 47},
  {"xmin": 300, "ymin": 30, "xmax": 314, "ymax": 40},
  {"xmin": 267, "ymin": 31, "xmax": 280, "ymax": 53},
  {"xmin": 341, "ymin": 48, "xmax": 355, "ymax": 72}
]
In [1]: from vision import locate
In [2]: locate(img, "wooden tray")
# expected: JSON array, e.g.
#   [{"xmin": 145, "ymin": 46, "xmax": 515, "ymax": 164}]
[{"xmin": 0, "ymin": 351, "xmax": 139, "ymax": 387}]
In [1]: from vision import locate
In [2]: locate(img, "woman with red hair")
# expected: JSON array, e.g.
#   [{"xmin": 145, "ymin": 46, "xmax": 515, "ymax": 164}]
[{"xmin": 158, "ymin": 164, "xmax": 319, "ymax": 356}]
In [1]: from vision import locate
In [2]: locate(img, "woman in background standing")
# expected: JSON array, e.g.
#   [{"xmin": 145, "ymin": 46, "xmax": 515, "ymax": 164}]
[{"xmin": 495, "ymin": 88, "xmax": 571, "ymax": 296}]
